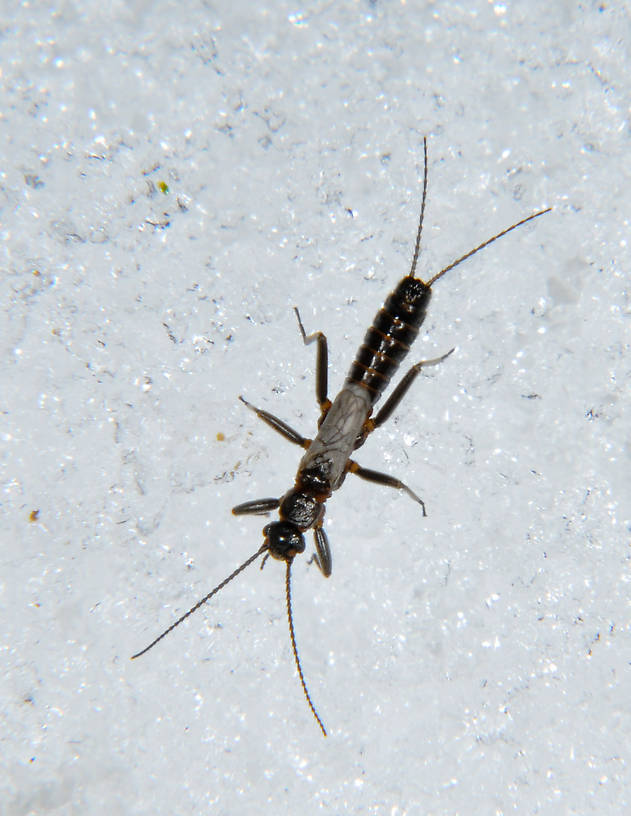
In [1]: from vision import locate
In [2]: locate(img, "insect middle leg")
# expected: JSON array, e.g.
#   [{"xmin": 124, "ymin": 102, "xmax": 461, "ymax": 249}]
[
  {"xmin": 238, "ymin": 396, "xmax": 308, "ymax": 448},
  {"xmin": 347, "ymin": 461, "xmax": 427, "ymax": 516},
  {"xmin": 346, "ymin": 350, "xmax": 455, "ymax": 516},
  {"xmin": 294, "ymin": 307, "xmax": 331, "ymax": 418}
]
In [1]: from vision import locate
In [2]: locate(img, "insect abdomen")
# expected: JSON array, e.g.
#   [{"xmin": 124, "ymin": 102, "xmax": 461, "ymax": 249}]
[{"xmin": 345, "ymin": 275, "xmax": 432, "ymax": 403}]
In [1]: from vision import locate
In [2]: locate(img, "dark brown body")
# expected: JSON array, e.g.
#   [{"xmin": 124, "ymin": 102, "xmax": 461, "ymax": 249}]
[
  {"xmin": 346, "ymin": 276, "xmax": 432, "ymax": 404},
  {"xmin": 132, "ymin": 134, "xmax": 551, "ymax": 738}
]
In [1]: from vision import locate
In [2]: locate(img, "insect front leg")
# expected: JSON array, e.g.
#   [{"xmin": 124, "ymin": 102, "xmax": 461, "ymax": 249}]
[
  {"xmin": 313, "ymin": 525, "xmax": 332, "ymax": 577},
  {"xmin": 294, "ymin": 307, "xmax": 331, "ymax": 419},
  {"xmin": 347, "ymin": 461, "xmax": 427, "ymax": 517},
  {"xmin": 232, "ymin": 497, "xmax": 281, "ymax": 515}
]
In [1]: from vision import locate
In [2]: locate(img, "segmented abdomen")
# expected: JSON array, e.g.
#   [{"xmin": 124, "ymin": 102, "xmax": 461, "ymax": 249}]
[{"xmin": 345, "ymin": 275, "xmax": 432, "ymax": 405}]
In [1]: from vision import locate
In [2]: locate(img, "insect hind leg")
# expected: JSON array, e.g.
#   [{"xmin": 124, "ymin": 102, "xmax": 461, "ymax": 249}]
[
  {"xmin": 294, "ymin": 307, "xmax": 331, "ymax": 418},
  {"xmin": 371, "ymin": 348, "xmax": 454, "ymax": 430}
]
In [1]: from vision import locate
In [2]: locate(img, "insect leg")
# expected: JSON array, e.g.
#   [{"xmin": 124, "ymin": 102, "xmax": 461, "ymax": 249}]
[
  {"xmin": 371, "ymin": 348, "xmax": 455, "ymax": 430},
  {"xmin": 239, "ymin": 396, "xmax": 308, "ymax": 447},
  {"xmin": 232, "ymin": 498, "xmax": 280, "ymax": 515},
  {"xmin": 313, "ymin": 525, "xmax": 332, "ymax": 577},
  {"xmin": 347, "ymin": 461, "xmax": 427, "ymax": 516},
  {"xmin": 294, "ymin": 307, "xmax": 331, "ymax": 416}
]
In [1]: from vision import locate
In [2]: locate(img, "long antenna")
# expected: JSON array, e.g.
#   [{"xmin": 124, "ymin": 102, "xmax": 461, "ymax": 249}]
[
  {"xmin": 131, "ymin": 544, "xmax": 267, "ymax": 659},
  {"xmin": 425, "ymin": 206, "xmax": 552, "ymax": 287},
  {"xmin": 285, "ymin": 561, "xmax": 327, "ymax": 737},
  {"xmin": 409, "ymin": 136, "xmax": 429, "ymax": 279}
]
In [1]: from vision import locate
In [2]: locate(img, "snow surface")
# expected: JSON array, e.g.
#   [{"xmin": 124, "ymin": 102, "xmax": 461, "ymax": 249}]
[{"xmin": 2, "ymin": 1, "xmax": 629, "ymax": 814}]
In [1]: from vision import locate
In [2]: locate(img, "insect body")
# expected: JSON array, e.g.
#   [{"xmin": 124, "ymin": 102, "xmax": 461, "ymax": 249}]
[{"xmin": 132, "ymin": 139, "xmax": 551, "ymax": 737}]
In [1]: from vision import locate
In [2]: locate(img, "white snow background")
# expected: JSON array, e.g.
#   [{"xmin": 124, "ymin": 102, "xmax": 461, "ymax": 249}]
[{"xmin": 1, "ymin": 1, "xmax": 629, "ymax": 814}]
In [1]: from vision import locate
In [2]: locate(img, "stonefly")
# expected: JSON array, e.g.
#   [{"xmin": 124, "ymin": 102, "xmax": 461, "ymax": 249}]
[{"xmin": 132, "ymin": 139, "xmax": 550, "ymax": 736}]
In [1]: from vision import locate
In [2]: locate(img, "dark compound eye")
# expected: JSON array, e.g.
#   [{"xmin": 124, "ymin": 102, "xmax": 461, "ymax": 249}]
[{"xmin": 263, "ymin": 522, "xmax": 306, "ymax": 561}]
